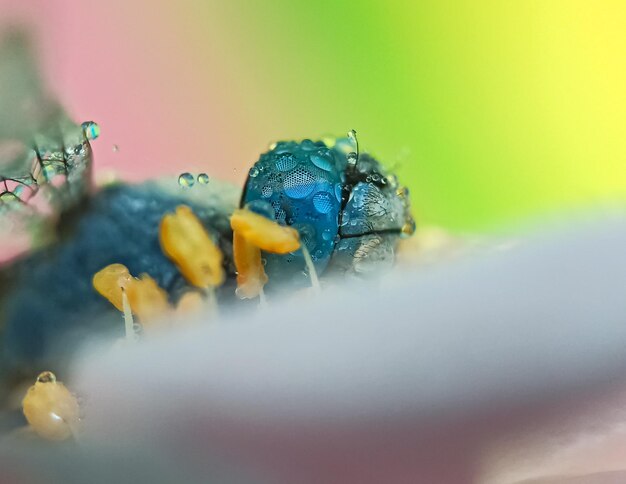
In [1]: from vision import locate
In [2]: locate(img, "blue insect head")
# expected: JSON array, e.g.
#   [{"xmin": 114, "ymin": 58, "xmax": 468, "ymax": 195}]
[
  {"xmin": 241, "ymin": 140, "xmax": 342, "ymax": 289},
  {"xmin": 241, "ymin": 136, "xmax": 414, "ymax": 290}
]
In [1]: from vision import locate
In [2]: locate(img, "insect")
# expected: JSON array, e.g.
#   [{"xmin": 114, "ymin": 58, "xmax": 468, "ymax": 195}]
[
  {"xmin": 0, "ymin": 34, "xmax": 415, "ymax": 420},
  {"xmin": 241, "ymin": 133, "xmax": 414, "ymax": 289}
]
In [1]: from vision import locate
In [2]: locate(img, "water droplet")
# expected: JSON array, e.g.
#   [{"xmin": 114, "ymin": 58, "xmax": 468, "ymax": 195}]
[
  {"xmin": 347, "ymin": 152, "xmax": 358, "ymax": 168},
  {"xmin": 312, "ymin": 191, "xmax": 334, "ymax": 214},
  {"xmin": 372, "ymin": 174, "xmax": 380, "ymax": 183},
  {"xmin": 322, "ymin": 229, "xmax": 333, "ymax": 241},
  {"xmin": 81, "ymin": 121, "xmax": 100, "ymax": 140},
  {"xmin": 310, "ymin": 150, "xmax": 334, "ymax": 171},
  {"xmin": 249, "ymin": 166, "xmax": 259, "ymax": 178},
  {"xmin": 197, "ymin": 173, "xmax": 210, "ymax": 184},
  {"xmin": 334, "ymin": 183, "xmax": 343, "ymax": 202},
  {"xmin": 300, "ymin": 139, "xmax": 317, "ymax": 151},
  {"xmin": 283, "ymin": 168, "xmax": 315, "ymax": 199},
  {"xmin": 178, "ymin": 172, "xmax": 195, "ymax": 188},
  {"xmin": 275, "ymin": 152, "xmax": 297, "ymax": 172},
  {"xmin": 401, "ymin": 217, "xmax": 416, "ymax": 238}
]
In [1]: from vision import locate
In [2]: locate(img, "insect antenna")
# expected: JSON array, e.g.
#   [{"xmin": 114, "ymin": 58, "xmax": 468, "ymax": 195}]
[
  {"xmin": 301, "ymin": 245, "xmax": 321, "ymax": 295},
  {"xmin": 203, "ymin": 286, "xmax": 219, "ymax": 318},
  {"xmin": 346, "ymin": 129, "xmax": 359, "ymax": 174},
  {"xmin": 120, "ymin": 288, "xmax": 136, "ymax": 341}
]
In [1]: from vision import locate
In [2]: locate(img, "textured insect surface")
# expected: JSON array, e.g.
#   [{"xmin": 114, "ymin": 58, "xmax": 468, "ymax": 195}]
[
  {"xmin": 241, "ymin": 135, "xmax": 414, "ymax": 288},
  {"xmin": 0, "ymin": 136, "xmax": 414, "ymax": 406},
  {"xmin": 0, "ymin": 33, "xmax": 415, "ymax": 434}
]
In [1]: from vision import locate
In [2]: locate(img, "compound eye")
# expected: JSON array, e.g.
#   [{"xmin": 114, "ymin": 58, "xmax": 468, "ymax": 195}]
[{"xmin": 241, "ymin": 140, "xmax": 342, "ymax": 288}]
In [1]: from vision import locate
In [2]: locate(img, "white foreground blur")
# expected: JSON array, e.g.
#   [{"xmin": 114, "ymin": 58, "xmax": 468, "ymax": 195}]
[{"xmin": 71, "ymin": 211, "xmax": 626, "ymax": 483}]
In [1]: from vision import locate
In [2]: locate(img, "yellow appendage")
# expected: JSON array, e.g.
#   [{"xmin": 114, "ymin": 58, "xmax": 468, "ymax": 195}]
[
  {"xmin": 159, "ymin": 205, "xmax": 225, "ymax": 289},
  {"xmin": 233, "ymin": 231, "xmax": 268, "ymax": 299},
  {"xmin": 230, "ymin": 208, "xmax": 301, "ymax": 299},
  {"xmin": 92, "ymin": 263, "xmax": 132, "ymax": 312},
  {"xmin": 230, "ymin": 208, "xmax": 300, "ymax": 254},
  {"xmin": 125, "ymin": 273, "xmax": 170, "ymax": 323},
  {"xmin": 22, "ymin": 371, "xmax": 80, "ymax": 441}
]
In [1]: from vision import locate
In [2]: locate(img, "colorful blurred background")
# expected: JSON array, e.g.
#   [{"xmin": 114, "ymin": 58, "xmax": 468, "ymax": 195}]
[{"xmin": 1, "ymin": 0, "xmax": 624, "ymax": 231}]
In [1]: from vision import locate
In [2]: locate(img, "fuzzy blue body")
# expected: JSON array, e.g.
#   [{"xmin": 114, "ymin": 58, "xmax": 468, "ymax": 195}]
[
  {"xmin": 0, "ymin": 183, "xmax": 236, "ymax": 381},
  {"xmin": 0, "ymin": 138, "xmax": 413, "ymax": 402}
]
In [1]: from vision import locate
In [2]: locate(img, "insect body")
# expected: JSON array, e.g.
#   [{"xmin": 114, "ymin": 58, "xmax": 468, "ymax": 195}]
[
  {"xmin": 0, "ymin": 133, "xmax": 414, "ymax": 390},
  {"xmin": 0, "ymin": 130, "xmax": 414, "ymax": 401},
  {"xmin": 0, "ymin": 35, "xmax": 416, "ymax": 436},
  {"xmin": 241, "ymin": 136, "xmax": 414, "ymax": 288}
]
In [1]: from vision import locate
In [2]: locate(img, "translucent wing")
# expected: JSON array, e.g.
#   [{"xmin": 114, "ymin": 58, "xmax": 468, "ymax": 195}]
[{"xmin": 0, "ymin": 30, "xmax": 93, "ymax": 258}]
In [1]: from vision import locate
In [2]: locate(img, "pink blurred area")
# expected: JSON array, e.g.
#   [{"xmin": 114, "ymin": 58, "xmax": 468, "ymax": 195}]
[{"xmin": 0, "ymin": 0, "xmax": 255, "ymax": 185}]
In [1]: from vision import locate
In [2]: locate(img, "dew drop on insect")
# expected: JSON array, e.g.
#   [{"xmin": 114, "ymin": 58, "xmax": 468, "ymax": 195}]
[
  {"xmin": 81, "ymin": 121, "xmax": 100, "ymax": 140},
  {"xmin": 249, "ymin": 166, "xmax": 259, "ymax": 178},
  {"xmin": 197, "ymin": 173, "xmax": 210, "ymax": 185},
  {"xmin": 312, "ymin": 191, "xmax": 334, "ymax": 214},
  {"xmin": 401, "ymin": 217, "xmax": 416, "ymax": 238},
  {"xmin": 347, "ymin": 152, "xmax": 358, "ymax": 169},
  {"xmin": 37, "ymin": 371, "xmax": 56, "ymax": 383},
  {"xmin": 322, "ymin": 229, "xmax": 333, "ymax": 241},
  {"xmin": 301, "ymin": 139, "xmax": 316, "ymax": 151},
  {"xmin": 276, "ymin": 152, "xmax": 297, "ymax": 172},
  {"xmin": 178, "ymin": 172, "xmax": 195, "ymax": 188},
  {"xmin": 334, "ymin": 183, "xmax": 344, "ymax": 202},
  {"xmin": 310, "ymin": 150, "xmax": 334, "ymax": 172},
  {"xmin": 283, "ymin": 168, "xmax": 315, "ymax": 199}
]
